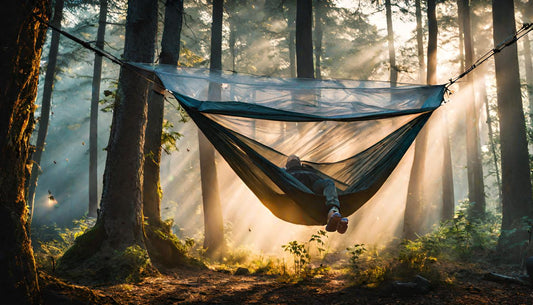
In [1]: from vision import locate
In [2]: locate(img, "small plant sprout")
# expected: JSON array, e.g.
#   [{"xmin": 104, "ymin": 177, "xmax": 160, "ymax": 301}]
[
  {"xmin": 347, "ymin": 243, "xmax": 366, "ymax": 266},
  {"xmin": 282, "ymin": 240, "xmax": 310, "ymax": 275},
  {"xmin": 309, "ymin": 230, "xmax": 328, "ymax": 258}
]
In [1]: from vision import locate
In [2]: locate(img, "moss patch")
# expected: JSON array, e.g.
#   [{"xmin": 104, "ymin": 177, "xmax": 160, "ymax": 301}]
[
  {"xmin": 57, "ymin": 222, "xmax": 106, "ymax": 271},
  {"xmin": 56, "ymin": 223, "xmax": 155, "ymax": 285},
  {"xmin": 144, "ymin": 218, "xmax": 204, "ymax": 269}
]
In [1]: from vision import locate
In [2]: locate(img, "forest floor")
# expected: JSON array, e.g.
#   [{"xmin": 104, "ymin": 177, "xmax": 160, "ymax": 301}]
[{"xmin": 40, "ymin": 263, "xmax": 533, "ymax": 305}]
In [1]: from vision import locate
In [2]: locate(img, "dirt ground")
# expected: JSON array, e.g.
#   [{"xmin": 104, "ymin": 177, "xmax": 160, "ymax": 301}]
[{"xmin": 41, "ymin": 266, "xmax": 533, "ymax": 305}]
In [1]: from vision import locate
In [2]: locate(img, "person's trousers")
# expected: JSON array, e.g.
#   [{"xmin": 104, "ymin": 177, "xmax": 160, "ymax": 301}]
[{"xmin": 312, "ymin": 178, "xmax": 340, "ymax": 210}]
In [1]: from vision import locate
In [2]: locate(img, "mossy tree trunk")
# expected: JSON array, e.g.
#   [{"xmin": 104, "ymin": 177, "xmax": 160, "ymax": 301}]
[
  {"xmin": 27, "ymin": 0, "xmax": 64, "ymax": 221},
  {"xmin": 0, "ymin": 1, "xmax": 50, "ymax": 303},
  {"xmin": 144, "ymin": 0, "xmax": 189, "ymax": 268},
  {"xmin": 59, "ymin": 0, "xmax": 159, "ymax": 283}
]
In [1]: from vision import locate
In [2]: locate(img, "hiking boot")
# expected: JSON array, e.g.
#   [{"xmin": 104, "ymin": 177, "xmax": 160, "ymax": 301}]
[
  {"xmin": 337, "ymin": 218, "xmax": 348, "ymax": 234},
  {"xmin": 325, "ymin": 211, "xmax": 342, "ymax": 232}
]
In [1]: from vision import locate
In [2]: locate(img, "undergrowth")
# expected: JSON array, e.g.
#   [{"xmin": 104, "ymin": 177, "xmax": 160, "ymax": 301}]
[
  {"xmin": 31, "ymin": 201, "xmax": 519, "ymax": 288},
  {"xmin": 32, "ymin": 217, "xmax": 96, "ymax": 272}
]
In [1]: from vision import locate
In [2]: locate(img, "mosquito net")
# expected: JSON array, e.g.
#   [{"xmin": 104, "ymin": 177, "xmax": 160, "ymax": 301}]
[{"xmin": 135, "ymin": 64, "xmax": 446, "ymax": 225}]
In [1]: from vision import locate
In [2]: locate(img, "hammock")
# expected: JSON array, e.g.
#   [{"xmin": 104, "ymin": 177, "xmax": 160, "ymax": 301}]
[{"xmin": 137, "ymin": 64, "xmax": 445, "ymax": 225}]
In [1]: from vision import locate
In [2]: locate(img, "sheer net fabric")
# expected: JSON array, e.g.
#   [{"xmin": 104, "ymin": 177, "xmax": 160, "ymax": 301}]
[{"xmin": 136, "ymin": 64, "xmax": 445, "ymax": 225}]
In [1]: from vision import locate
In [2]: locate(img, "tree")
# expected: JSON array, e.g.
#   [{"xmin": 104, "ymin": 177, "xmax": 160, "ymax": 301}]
[
  {"xmin": 89, "ymin": 0, "xmax": 108, "ymax": 217},
  {"xmin": 471, "ymin": 0, "xmax": 501, "ymax": 206},
  {"xmin": 0, "ymin": 1, "xmax": 50, "ymax": 303},
  {"xmin": 199, "ymin": 0, "xmax": 226, "ymax": 258},
  {"xmin": 143, "ymin": 0, "xmax": 189, "ymax": 267},
  {"xmin": 522, "ymin": 0, "xmax": 533, "ymax": 127},
  {"xmin": 286, "ymin": 0, "xmax": 297, "ymax": 77},
  {"xmin": 27, "ymin": 0, "xmax": 65, "ymax": 221},
  {"xmin": 459, "ymin": 0, "xmax": 486, "ymax": 217},
  {"xmin": 404, "ymin": 0, "xmax": 438, "ymax": 239},
  {"xmin": 59, "ymin": 0, "xmax": 159, "ymax": 281},
  {"xmin": 314, "ymin": 0, "xmax": 325, "ymax": 79},
  {"xmin": 385, "ymin": 0, "xmax": 397, "ymax": 84},
  {"xmin": 296, "ymin": 0, "xmax": 314, "ymax": 78},
  {"xmin": 144, "ymin": 0, "xmax": 183, "ymax": 223},
  {"xmin": 492, "ymin": 0, "xmax": 533, "ymax": 262},
  {"xmin": 426, "ymin": 0, "xmax": 437, "ymax": 85},
  {"xmin": 415, "ymin": 0, "xmax": 425, "ymax": 83}
]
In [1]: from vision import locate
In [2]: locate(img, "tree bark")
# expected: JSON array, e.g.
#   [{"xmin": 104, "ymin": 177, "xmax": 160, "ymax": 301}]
[
  {"xmin": 427, "ymin": 0, "xmax": 437, "ymax": 85},
  {"xmin": 404, "ymin": 0, "xmax": 438, "ymax": 239},
  {"xmin": 59, "ymin": 0, "xmax": 159, "ymax": 283},
  {"xmin": 89, "ymin": 0, "xmax": 108, "ymax": 218},
  {"xmin": 287, "ymin": 1, "xmax": 297, "ymax": 78},
  {"xmin": 143, "ymin": 1, "xmax": 190, "ymax": 268},
  {"xmin": 459, "ymin": 0, "xmax": 486, "ymax": 217},
  {"xmin": 0, "ymin": 1, "xmax": 50, "ymax": 303},
  {"xmin": 441, "ymin": 109, "xmax": 455, "ymax": 222},
  {"xmin": 98, "ymin": 0, "xmax": 158, "ymax": 248},
  {"xmin": 314, "ymin": 0, "xmax": 323, "ymax": 79},
  {"xmin": 472, "ymin": 2, "xmax": 502, "ymax": 206},
  {"xmin": 27, "ymin": 0, "xmax": 64, "ymax": 221},
  {"xmin": 523, "ymin": 1, "xmax": 533, "ymax": 128},
  {"xmin": 492, "ymin": 0, "xmax": 533, "ymax": 262},
  {"xmin": 415, "ymin": 0, "xmax": 425, "ymax": 83},
  {"xmin": 296, "ymin": 0, "xmax": 314, "ymax": 78},
  {"xmin": 144, "ymin": 0, "xmax": 183, "ymax": 223},
  {"xmin": 200, "ymin": 0, "xmax": 225, "ymax": 258},
  {"xmin": 385, "ymin": 0, "xmax": 397, "ymax": 85}
]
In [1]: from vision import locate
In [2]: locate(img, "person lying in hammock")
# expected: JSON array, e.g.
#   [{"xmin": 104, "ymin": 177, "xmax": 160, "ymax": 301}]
[{"xmin": 285, "ymin": 155, "xmax": 348, "ymax": 234}]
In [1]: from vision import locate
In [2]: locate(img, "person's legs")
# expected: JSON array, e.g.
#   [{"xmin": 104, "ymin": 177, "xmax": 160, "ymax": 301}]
[
  {"xmin": 313, "ymin": 179, "xmax": 348, "ymax": 233},
  {"xmin": 312, "ymin": 179, "xmax": 340, "ymax": 210}
]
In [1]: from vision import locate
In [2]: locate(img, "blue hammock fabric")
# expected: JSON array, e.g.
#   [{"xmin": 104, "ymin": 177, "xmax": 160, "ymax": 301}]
[{"xmin": 136, "ymin": 64, "xmax": 446, "ymax": 225}]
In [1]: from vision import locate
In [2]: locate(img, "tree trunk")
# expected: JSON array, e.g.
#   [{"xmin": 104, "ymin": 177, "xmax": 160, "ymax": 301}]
[
  {"xmin": 456, "ymin": 0, "xmax": 465, "ymax": 71},
  {"xmin": 229, "ymin": 17, "xmax": 237, "ymax": 71},
  {"xmin": 59, "ymin": 0, "xmax": 159, "ymax": 283},
  {"xmin": 441, "ymin": 109, "xmax": 455, "ymax": 221},
  {"xmin": 385, "ymin": 0, "xmax": 397, "ymax": 85},
  {"xmin": 89, "ymin": 0, "xmax": 108, "ymax": 218},
  {"xmin": 200, "ymin": 0, "xmax": 225, "ymax": 258},
  {"xmin": 523, "ymin": 1, "xmax": 533, "ymax": 127},
  {"xmin": 472, "ymin": 2, "xmax": 502, "ymax": 206},
  {"xmin": 296, "ymin": 0, "xmax": 314, "ymax": 78},
  {"xmin": 287, "ymin": 1, "xmax": 296, "ymax": 78},
  {"xmin": 27, "ymin": 0, "xmax": 64, "ymax": 221},
  {"xmin": 404, "ymin": 0, "xmax": 438, "ymax": 239},
  {"xmin": 427, "ymin": 0, "xmax": 437, "ymax": 85},
  {"xmin": 415, "ymin": 0, "xmax": 425, "ymax": 83},
  {"xmin": 143, "ymin": 0, "xmax": 189, "ymax": 268},
  {"xmin": 459, "ymin": 0, "xmax": 486, "ymax": 217},
  {"xmin": 144, "ymin": 0, "xmax": 183, "ymax": 222},
  {"xmin": 492, "ymin": 0, "xmax": 533, "ymax": 262},
  {"xmin": 314, "ymin": 0, "xmax": 323, "ymax": 79},
  {"xmin": 99, "ymin": 0, "xmax": 157, "ymax": 248},
  {"xmin": 0, "ymin": 1, "xmax": 50, "ymax": 303},
  {"xmin": 482, "ymin": 73, "xmax": 502, "ymax": 205}
]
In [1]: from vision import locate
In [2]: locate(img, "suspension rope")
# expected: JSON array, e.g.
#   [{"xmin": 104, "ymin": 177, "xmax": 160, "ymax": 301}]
[
  {"xmin": 446, "ymin": 23, "xmax": 533, "ymax": 88},
  {"xmin": 32, "ymin": 11, "xmax": 125, "ymax": 67},
  {"xmin": 31, "ymin": 10, "xmax": 164, "ymax": 90}
]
